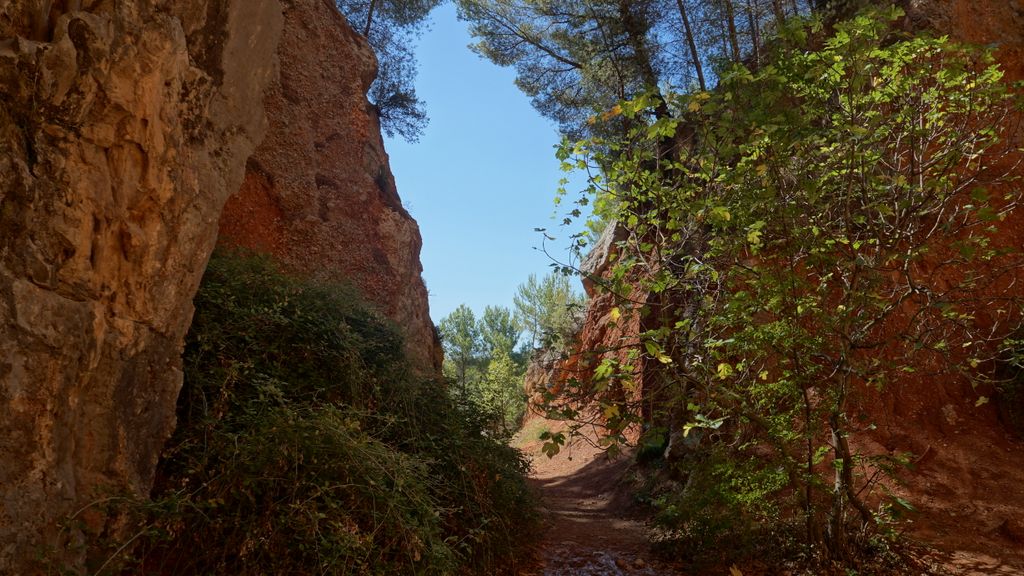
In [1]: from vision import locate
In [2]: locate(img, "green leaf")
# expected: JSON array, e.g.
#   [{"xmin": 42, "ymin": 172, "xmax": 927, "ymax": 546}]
[
  {"xmin": 541, "ymin": 442, "xmax": 561, "ymax": 458},
  {"xmin": 891, "ymin": 496, "xmax": 917, "ymax": 512},
  {"xmin": 717, "ymin": 363, "xmax": 734, "ymax": 379}
]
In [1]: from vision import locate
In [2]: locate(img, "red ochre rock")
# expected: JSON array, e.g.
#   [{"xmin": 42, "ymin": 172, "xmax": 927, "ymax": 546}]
[
  {"xmin": 217, "ymin": 0, "xmax": 441, "ymax": 373},
  {"xmin": 0, "ymin": 0, "xmax": 281, "ymax": 570},
  {"xmin": 562, "ymin": 0, "xmax": 1024, "ymax": 566}
]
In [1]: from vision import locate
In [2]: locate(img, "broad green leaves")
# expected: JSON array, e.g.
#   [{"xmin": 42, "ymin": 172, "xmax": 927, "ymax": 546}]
[{"xmin": 555, "ymin": 5, "xmax": 1023, "ymax": 555}]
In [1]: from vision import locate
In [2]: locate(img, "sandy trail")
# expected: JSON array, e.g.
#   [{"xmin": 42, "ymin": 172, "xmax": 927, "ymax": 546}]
[
  {"xmin": 516, "ymin": 421, "xmax": 683, "ymax": 576},
  {"xmin": 513, "ymin": 414, "xmax": 1024, "ymax": 576}
]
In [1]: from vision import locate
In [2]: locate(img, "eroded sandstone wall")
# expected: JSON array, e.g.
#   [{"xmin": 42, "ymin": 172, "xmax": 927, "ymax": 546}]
[
  {"xmin": 217, "ymin": 0, "xmax": 441, "ymax": 372},
  {"xmin": 871, "ymin": 0, "xmax": 1024, "ymax": 559},
  {"xmin": 839, "ymin": 0, "xmax": 1024, "ymax": 446},
  {"xmin": 0, "ymin": 0, "xmax": 281, "ymax": 570}
]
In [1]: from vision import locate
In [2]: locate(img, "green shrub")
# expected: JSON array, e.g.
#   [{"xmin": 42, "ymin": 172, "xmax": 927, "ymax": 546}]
[
  {"xmin": 86, "ymin": 252, "xmax": 536, "ymax": 575},
  {"xmin": 653, "ymin": 459, "xmax": 793, "ymax": 569},
  {"xmin": 554, "ymin": 4, "xmax": 1021, "ymax": 566}
]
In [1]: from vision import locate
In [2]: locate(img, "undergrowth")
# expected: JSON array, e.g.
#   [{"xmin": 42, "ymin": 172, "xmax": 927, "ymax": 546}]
[
  {"xmin": 550, "ymin": 4, "xmax": 1021, "ymax": 571},
  {"xmin": 629, "ymin": 451, "xmax": 930, "ymax": 575},
  {"xmin": 81, "ymin": 252, "xmax": 536, "ymax": 575},
  {"xmin": 999, "ymin": 336, "xmax": 1024, "ymax": 438}
]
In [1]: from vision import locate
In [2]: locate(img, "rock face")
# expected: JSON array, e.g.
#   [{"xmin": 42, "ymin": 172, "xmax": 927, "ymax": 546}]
[
  {"xmin": 859, "ymin": 0, "xmax": 1024, "ymax": 436},
  {"xmin": 217, "ymin": 0, "xmax": 441, "ymax": 372},
  {"xmin": 874, "ymin": 0, "xmax": 1024, "ymax": 564},
  {"xmin": 907, "ymin": 0, "xmax": 1024, "ymax": 85},
  {"xmin": 0, "ymin": 0, "xmax": 281, "ymax": 570}
]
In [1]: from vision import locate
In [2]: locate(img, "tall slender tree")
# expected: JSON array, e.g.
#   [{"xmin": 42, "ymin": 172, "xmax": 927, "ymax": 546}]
[
  {"xmin": 459, "ymin": 0, "xmax": 677, "ymax": 136},
  {"xmin": 480, "ymin": 305, "xmax": 522, "ymax": 358},
  {"xmin": 513, "ymin": 273, "xmax": 585, "ymax": 351},
  {"xmin": 673, "ymin": 0, "xmax": 706, "ymax": 91},
  {"xmin": 438, "ymin": 304, "xmax": 481, "ymax": 395}
]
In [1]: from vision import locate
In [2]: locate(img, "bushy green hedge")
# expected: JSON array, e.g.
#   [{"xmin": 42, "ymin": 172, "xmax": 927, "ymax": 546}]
[{"xmin": 96, "ymin": 253, "xmax": 536, "ymax": 575}]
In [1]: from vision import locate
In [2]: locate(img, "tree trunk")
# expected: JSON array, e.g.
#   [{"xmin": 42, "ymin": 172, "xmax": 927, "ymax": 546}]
[
  {"xmin": 32, "ymin": 0, "xmax": 53, "ymax": 41},
  {"xmin": 675, "ymin": 0, "xmax": 707, "ymax": 91},
  {"xmin": 829, "ymin": 420, "xmax": 850, "ymax": 561},
  {"xmin": 723, "ymin": 0, "xmax": 742, "ymax": 62},
  {"xmin": 801, "ymin": 385, "xmax": 818, "ymax": 545},
  {"xmin": 618, "ymin": 0, "xmax": 662, "ymax": 92},
  {"xmin": 826, "ymin": 380, "xmax": 875, "ymax": 559},
  {"xmin": 771, "ymin": 0, "xmax": 786, "ymax": 23},
  {"xmin": 746, "ymin": 0, "xmax": 761, "ymax": 68},
  {"xmin": 363, "ymin": 0, "xmax": 377, "ymax": 37}
]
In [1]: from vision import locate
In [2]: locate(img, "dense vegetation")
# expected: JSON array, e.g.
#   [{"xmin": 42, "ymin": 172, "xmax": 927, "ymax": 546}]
[
  {"xmin": 513, "ymin": 273, "xmax": 586, "ymax": 352},
  {"xmin": 439, "ymin": 303, "xmax": 527, "ymax": 435},
  {"xmin": 437, "ymin": 273, "xmax": 585, "ymax": 436},
  {"xmin": 460, "ymin": 0, "xmax": 817, "ymax": 138},
  {"xmin": 542, "ymin": 6, "xmax": 1022, "ymax": 568},
  {"xmin": 80, "ymin": 253, "xmax": 536, "ymax": 575}
]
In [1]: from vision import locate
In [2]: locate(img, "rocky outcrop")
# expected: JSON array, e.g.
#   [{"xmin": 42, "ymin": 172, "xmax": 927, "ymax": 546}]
[
  {"xmin": 0, "ymin": 0, "xmax": 281, "ymax": 570},
  {"xmin": 907, "ymin": 0, "xmax": 1024, "ymax": 84},
  {"xmin": 550, "ymin": 221, "xmax": 645, "ymax": 418},
  {"xmin": 217, "ymin": 0, "xmax": 441, "ymax": 372},
  {"xmin": 855, "ymin": 0, "xmax": 1024, "ymax": 435}
]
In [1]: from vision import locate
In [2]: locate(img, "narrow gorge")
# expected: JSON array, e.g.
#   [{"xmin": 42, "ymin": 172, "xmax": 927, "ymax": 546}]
[{"xmin": 1, "ymin": 0, "xmax": 1023, "ymax": 574}]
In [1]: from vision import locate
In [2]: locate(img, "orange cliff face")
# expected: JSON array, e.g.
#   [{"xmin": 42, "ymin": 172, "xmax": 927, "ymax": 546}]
[
  {"xmin": 0, "ymin": 0, "xmax": 282, "ymax": 571},
  {"xmin": 841, "ymin": 0, "xmax": 1024, "ymax": 445},
  {"xmin": 0, "ymin": 0, "xmax": 439, "ymax": 572},
  {"xmin": 217, "ymin": 0, "xmax": 441, "ymax": 373},
  {"xmin": 865, "ymin": 0, "xmax": 1024, "ymax": 562}
]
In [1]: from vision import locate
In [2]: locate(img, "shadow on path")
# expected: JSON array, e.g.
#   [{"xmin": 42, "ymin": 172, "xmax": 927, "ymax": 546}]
[{"xmin": 516, "ymin": 423, "xmax": 684, "ymax": 576}]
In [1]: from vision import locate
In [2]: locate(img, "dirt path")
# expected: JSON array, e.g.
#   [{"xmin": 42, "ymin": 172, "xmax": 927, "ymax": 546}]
[
  {"xmin": 515, "ymin": 420, "xmax": 683, "ymax": 576},
  {"xmin": 513, "ymin": 416, "xmax": 1024, "ymax": 576}
]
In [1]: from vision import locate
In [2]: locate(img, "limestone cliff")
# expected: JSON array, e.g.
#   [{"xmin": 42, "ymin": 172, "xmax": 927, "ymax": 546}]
[
  {"xmin": 217, "ymin": 0, "xmax": 441, "ymax": 372},
  {"xmin": 0, "ymin": 0, "xmax": 281, "ymax": 570}
]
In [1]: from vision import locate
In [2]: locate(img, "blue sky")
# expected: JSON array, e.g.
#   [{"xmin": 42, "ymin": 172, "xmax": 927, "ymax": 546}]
[{"xmin": 384, "ymin": 3, "xmax": 586, "ymax": 324}]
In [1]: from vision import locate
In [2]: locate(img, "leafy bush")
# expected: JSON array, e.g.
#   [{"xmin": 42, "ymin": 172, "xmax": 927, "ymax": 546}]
[
  {"xmin": 85, "ymin": 252, "xmax": 536, "ymax": 575},
  {"xmin": 650, "ymin": 448, "xmax": 791, "ymax": 567},
  {"xmin": 553, "ymin": 5, "xmax": 1022, "ymax": 565}
]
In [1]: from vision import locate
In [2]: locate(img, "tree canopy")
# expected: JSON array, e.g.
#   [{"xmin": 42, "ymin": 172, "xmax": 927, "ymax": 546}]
[
  {"xmin": 438, "ymin": 304, "xmax": 528, "ymax": 436},
  {"xmin": 459, "ymin": 0, "xmax": 814, "ymax": 137},
  {"xmin": 513, "ymin": 272, "xmax": 585, "ymax": 351},
  {"xmin": 480, "ymin": 305, "xmax": 522, "ymax": 357},
  {"xmin": 438, "ymin": 303, "xmax": 480, "ymax": 393},
  {"xmin": 336, "ymin": 0, "xmax": 441, "ymax": 141}
]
